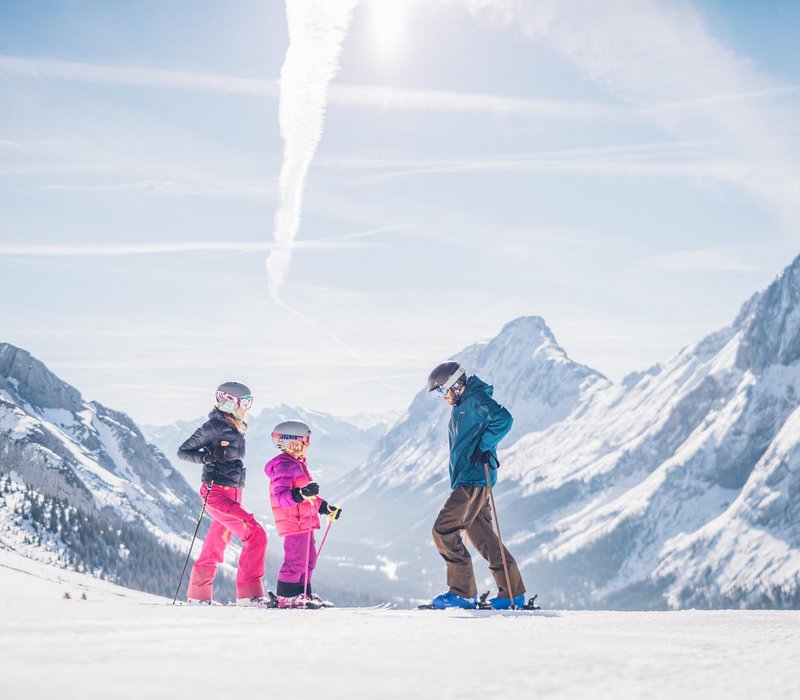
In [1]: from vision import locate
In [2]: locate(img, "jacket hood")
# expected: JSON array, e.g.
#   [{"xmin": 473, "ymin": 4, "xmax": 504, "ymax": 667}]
[
  {"xmin": 208, "ymin": 408, "xmax": 226, "ymax": 421},
  {"xmin": 462, "ymin": 375, "xmax": 493, "ymax": 400},
  {"xmin": 207, "ymin": 407, "xmax": 247, "ymax": 433}
]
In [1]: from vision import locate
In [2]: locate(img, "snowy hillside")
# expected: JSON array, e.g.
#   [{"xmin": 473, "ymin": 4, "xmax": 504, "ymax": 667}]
[
  {"xmin": 325, "ymin": 258, "xmax": 800, "ymax": 608},
  {"xmin": 0, "ymin": 344, "xmax": 218, "ymax": 597},
  {"xmin": 500, "ymin": 254, "xmax": 800, "ymax": 608},
  {"xmin": 144, "ymin": 405, "xmax": 397, "ymax": 519},
  {"xmin": 2, "ymin": 548, "xmax": 798, "ymax": 700}
]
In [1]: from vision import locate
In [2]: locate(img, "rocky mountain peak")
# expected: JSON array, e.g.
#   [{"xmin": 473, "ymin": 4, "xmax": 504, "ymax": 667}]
[
  {"xmin": 495, "ymin": 315, "xmax": 557, "ymax": 346},
  {"xmin": 734, "ymin": 253, "xmax": 800, "ymax": 371},
  {"xmin": 456, "ymin": 316, "xmax": 606, "ymax": 412},
  {"xmin": 0, "ymin": 343, "xmax": 82, "ymax": 413}
]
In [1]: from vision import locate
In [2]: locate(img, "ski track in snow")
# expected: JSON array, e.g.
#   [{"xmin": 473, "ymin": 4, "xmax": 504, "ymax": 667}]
[{"xmin": 1, "ymin": 549, "xmax": 798, "ymax": 700}]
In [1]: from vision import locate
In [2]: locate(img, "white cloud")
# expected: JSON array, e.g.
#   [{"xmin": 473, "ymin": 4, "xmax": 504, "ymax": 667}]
[
  {"xmin": 0, "ymin": 225, "xmax": 402, "ymax": 257},
  {"xmin": 317, "ymin": 143, "xmax": 748, "ymax": 185},
  {"xmin": 455, "ymin": 0, "xmax": 800, "ymax": 224},
  {"xmin": 643, "ymin": 85, "xmax": 800, "ymax": 117},
  {"xmin": 0, "ymin": 238, "xmax": 373, "ymax": 257},
  {"xmin": 329, "ymin": 82, "xmax": 627, "ymax": 120},
  {"xmin": 309, "ymin": 139, "xmax": 761, "ymax": 194},
  {"xmin": 0, "ymin": 53, "xmax": 628, "ymax": 120},
  {"xmin": 0, "ymin": 54, "xmax": 278, "ymax": 96},
  {"xmin": 42, "ymin": 179, "xmax": 275, "ymax": 198},
  {"xmin": 643, "ymin": 247, "xmax": 761, "ymax": 273}
]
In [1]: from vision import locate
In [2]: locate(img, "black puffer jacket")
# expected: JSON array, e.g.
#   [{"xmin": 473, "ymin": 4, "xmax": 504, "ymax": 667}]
[{"xmin": 177, "ymin": 409, "xmax": 247, "ymax": 488}]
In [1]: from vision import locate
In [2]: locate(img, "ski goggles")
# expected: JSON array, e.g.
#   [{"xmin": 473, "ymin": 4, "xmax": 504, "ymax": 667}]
[
  {"xmin": 435, "ymin": 367, "xmax": 466, "ymax": 395},
  {"xmin": 272, "ymin": 432, "xmax": 311, "ymax": 446},
  {"xmin": 216, "ymin": 390, "xmax": 254, "ymax": 412}
]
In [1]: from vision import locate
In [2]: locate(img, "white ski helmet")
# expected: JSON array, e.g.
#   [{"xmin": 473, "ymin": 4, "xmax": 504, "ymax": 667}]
[
  {"xmin": 271, "ymin": 420, "xmax": 312, "ymax": 450},
  {"xmin": 215, "ymin": 381, "xmax": 254, "ymax": 414}
]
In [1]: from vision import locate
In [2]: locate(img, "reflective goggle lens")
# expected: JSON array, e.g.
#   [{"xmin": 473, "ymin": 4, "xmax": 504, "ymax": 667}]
[
  {"xmin": 217, "ymin": 391, "xmax": 254, "ymax": 411},
  {"xmin": 272, "ymin": 432, "xmax": 311, "ymax": 446},
  {"xmin": 436, "ymin": 370, "xmax": 464, "ymax": 396}
]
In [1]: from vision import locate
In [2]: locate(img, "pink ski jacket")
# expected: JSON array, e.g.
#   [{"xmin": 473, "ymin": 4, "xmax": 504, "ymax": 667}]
[{"xmin": 264, "ymin": 453, "xmax": 321, "ymax": 537}]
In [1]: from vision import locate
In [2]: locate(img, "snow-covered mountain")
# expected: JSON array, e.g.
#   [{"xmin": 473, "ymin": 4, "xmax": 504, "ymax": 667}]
[
  {"xmin": 325, "ymin": 259, "xmax": 800, "ymax": 608},
  {"xmin": 500, "ymin": 255, "xmax": 800, "ymax": 609},
  {"xmin": 0, "ymin": 343, "xmax": 210, "ymax": 597},
  {"xmin": 144, "ymin": 406, "xmax": 398, "ymax": 520}
]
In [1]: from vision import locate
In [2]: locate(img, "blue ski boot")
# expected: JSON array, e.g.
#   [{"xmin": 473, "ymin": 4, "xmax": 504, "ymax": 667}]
[{"xmin": 430, "ymin": 591, "xmax": 477, "ymax": 609}]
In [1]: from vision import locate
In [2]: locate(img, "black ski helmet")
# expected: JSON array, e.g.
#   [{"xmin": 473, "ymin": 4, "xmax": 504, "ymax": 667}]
[
  {"xmin": 271, "ymin": 420, "xmax": 312, "ymax": 451},
  {"xmin": 215, "ymin": 381, "xmax": 254, "ymax": 413},
  {"xmin": 427, "ymin": 362, "xmax": 467, "ymax": 394}
]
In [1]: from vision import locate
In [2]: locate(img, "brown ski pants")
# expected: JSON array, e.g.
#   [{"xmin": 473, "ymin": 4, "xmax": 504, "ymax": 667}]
[{"xmin": 432, "ymin": 484, "xmax": 526, "ymax": 599}]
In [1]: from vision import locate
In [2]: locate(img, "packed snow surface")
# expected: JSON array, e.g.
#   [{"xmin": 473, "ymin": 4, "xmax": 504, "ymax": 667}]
[{"xmin": 1, "ymin": 550, "xmax": 797, "ymax": 700}]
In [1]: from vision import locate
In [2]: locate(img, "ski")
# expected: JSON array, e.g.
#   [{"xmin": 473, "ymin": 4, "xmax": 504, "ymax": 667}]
[
  {"xmin": 419, "ymin": 592, "xmax": 540, "ymax": 611},
  {"xmin": 266, "ymin": 591, "xmax": 322, "ymax": 609}
]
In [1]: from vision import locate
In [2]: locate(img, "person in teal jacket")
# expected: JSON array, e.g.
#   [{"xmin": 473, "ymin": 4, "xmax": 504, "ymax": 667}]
[{"xmin": 426, "ymin": 361, "xmax": 526, "ymax": 609}]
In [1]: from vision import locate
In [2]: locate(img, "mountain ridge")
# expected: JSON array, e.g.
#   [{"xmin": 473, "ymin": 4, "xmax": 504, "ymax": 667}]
[{"xmin": 0, "ymin": 342, "xmax": 217, "ymax": 597}]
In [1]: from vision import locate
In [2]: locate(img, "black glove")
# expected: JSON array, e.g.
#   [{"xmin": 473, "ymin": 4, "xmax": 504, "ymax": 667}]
[
  {"xmin": 318, "ymin": 501, "xmax": 342, "ymax": 520},
  {"xmin": 474, "ymin": 448, "xmax": 499, "ymax": 470},
  {"xmin": 201, "ymin": 450, "xmax": 214, "ymax": 465},
  {"xmin": 291, "ymin": 482, "xmax": 319, "ymax": 503}
]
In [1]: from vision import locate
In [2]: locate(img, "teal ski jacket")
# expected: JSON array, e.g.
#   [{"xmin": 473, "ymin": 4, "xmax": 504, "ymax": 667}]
[{"xmin": 447, "ymin": 375, "xmax": 513, "ymax": 489}]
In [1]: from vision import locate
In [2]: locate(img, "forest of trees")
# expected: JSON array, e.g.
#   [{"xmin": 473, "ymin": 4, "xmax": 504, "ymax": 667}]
[{"xmin": 0, "ymin": 474, "xmax": 236, "ymax": 601}]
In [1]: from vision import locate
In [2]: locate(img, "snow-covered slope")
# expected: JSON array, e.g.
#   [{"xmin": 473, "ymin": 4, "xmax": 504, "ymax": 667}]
[
  {"xmin": 325, "ymin": 258, "xmax": 800, "ymax": 608},
  {"xmin": 0, "ymin": 344, "xmax": 206, "ymax": 596},
  {"xmin": 2, "ymin": 547, "xmax": 798, "ymax": 700}
]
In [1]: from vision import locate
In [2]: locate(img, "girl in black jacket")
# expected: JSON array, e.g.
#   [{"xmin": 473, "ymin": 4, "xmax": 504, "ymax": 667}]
[{"xmin": 177, "ymin": 381, "xmax": 269, "ymax": 607}]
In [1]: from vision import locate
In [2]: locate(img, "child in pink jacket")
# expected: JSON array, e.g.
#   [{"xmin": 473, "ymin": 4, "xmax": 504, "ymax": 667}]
[{"xmin": 264, "ymin": 419, "xmax": 342, "ymax": 608}]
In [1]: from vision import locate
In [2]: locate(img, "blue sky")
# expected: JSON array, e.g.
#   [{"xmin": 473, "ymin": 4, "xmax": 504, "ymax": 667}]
[{"xmin": 1, "ymin": 0, "xmax": 799, "ymax": 425}]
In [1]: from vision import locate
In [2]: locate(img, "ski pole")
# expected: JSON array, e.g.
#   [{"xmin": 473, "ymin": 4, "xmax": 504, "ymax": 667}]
[
  {"xmin": 316, "ymin": 517, "xmax": 334, "ymax": 559},
  {"xmin": 172, "ymin": 481, "xmax": 213, "ymax": 605},
  {"xmin": 302, "ymin": 524, "xmax": 313, "ymax": 609},
  {"xmin": 299, "ymin": 495, "xmax": 319, "ymax": 609},
  {"xmin": 483, "ymin": 463, "xmax": 516, "ymax": 609}
]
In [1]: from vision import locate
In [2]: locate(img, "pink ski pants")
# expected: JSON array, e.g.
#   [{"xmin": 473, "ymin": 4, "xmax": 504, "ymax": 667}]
[
  {"xmin": 188, "ymin": 484, "xmax": 267, "ymax": 600},
  {"xmin": 278, "ymin": 531, "xmax": 318, "ymax": 585}
]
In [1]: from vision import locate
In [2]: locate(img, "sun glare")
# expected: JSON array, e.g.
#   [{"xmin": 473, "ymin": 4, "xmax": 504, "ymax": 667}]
[{"xmin": 366, "ymin": 0, "xmax": 410, "ymax": 61}]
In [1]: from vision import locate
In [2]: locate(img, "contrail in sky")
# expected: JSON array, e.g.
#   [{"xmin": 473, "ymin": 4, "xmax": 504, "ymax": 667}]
[
  {"xmin": 267, "ymin": 0, "xmax": 359, "ymax": 301},
  {"xmin": 266, "ymin": 0, "xmax": 398, "ymax": 389}
]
